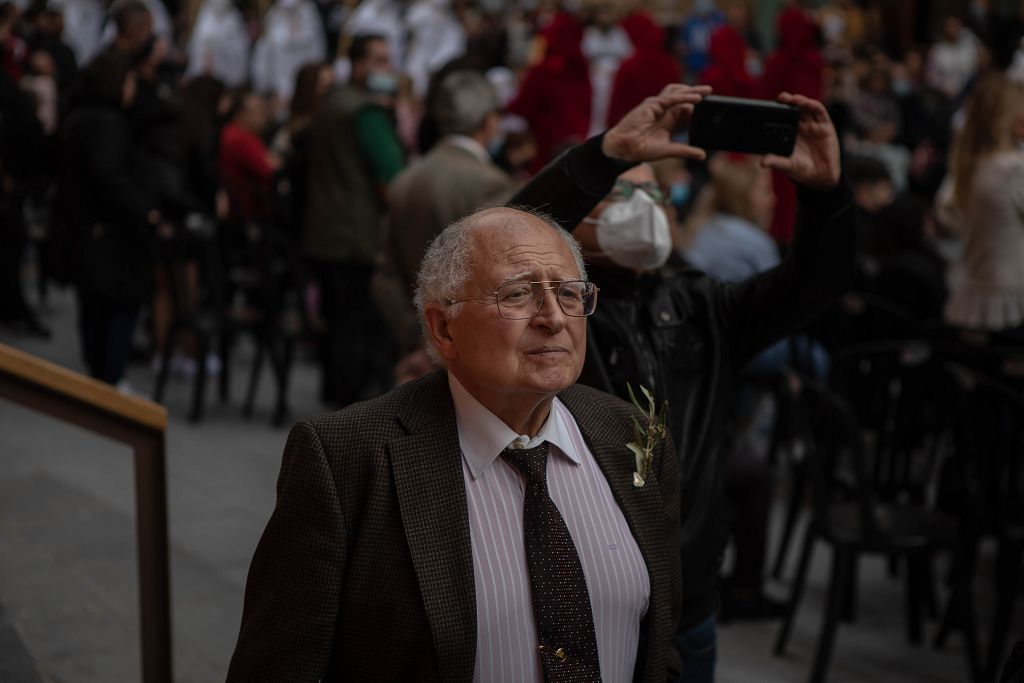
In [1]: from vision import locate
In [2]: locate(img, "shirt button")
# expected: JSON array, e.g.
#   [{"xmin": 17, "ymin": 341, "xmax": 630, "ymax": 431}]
[
  {"xmin": 554, "ymin": 648, "xmax": 567, "ymax": 661},
  {"xmin": 659, "ymin": 310, "xmax": 671, "ymax": 322}
]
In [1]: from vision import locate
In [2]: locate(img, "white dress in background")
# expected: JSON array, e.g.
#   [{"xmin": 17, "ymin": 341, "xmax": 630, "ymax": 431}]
[
  {"xmin": 404, "ymin": 0, "xmax": 465, "ymax": 98},
  {"xmin": 582, "ymin": 24, "xmax": 632, "ymax": 137},
  {"xmin": 945, "ymin": 150, "xmax": 1024, "ymax": 330},
  {"xmin": 186, "ymin": 0, "xmax": 250, "ymax": 87},
  {"xmin": 251, "ymin": 0, "xmax": 326, "ymax": 101},
  {"xmin": 60, "ymin": 0, "xmax": 105, "ymax": 66}
]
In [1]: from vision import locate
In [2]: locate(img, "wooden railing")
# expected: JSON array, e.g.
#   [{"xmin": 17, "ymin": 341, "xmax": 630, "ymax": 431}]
[{"xmin": 0, "ymin": 342, "xmax": 172, "ymax": 683}]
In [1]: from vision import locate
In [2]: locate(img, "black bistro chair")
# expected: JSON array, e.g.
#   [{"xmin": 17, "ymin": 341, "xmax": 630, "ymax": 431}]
[{"xmin": 773, "ymin": 371, "xmax": 962, "ymax": 683}]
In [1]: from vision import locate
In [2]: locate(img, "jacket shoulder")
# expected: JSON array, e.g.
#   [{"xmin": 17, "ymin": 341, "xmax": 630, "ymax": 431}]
[{"xmin": 297, "ymin": 372, "xmax": 449, "ymax": 450}]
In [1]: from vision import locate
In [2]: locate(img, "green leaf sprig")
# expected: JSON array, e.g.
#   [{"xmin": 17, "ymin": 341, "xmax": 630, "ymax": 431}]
[{"xmin": 626, "ymin": 383, "xmax": 668, "ymax": 488}]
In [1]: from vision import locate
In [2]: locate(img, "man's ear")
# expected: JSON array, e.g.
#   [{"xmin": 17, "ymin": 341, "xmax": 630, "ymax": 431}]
[{"xmin": 423, "ymin": 304, "xmax": 458, "ymax": 362}]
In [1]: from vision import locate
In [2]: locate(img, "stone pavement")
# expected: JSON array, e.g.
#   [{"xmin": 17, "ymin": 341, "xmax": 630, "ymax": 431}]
[{"xmin": 0, "ymin": 287, "xmax": 1017, "ymax": 682}]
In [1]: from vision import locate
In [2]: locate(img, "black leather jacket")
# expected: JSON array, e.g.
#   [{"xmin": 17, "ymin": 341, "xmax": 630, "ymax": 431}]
[{"xmin": 511, "ymin": 134, "xmax": 857, "ymax": 627}]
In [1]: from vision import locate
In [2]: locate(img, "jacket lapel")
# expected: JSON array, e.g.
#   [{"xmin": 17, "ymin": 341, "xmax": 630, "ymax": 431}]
[{"xmin": 389, "ymin": 372, "xmax": 477, "ymax": 683}]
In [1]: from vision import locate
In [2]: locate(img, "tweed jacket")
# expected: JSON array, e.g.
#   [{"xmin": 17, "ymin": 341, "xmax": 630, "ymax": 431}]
[
  {"xmin": 373, "ymin": 140, "xmax": 517, "ymax": 352},
  {"xmin": 227, "ymin": 371, "xmax": 681, "ymax": 682}
]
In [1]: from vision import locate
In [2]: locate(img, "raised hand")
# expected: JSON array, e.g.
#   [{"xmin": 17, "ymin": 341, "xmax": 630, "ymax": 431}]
[
  {"xmin": 602, "ymin": 84, "xmax": 712, "ymax": 163},
  {"xmin": 760, "ymin": 92, "xmax": 841, "ymax": 188}
]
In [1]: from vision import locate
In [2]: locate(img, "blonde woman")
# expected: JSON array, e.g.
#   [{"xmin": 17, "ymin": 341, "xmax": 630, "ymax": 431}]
[
  {"xmin": 944, "ymin": 73, "xmax": 1024, "ymax": 331},
  {"xmin": 682, "ymin": 153, "xmax": 779, "ymax": 283}
]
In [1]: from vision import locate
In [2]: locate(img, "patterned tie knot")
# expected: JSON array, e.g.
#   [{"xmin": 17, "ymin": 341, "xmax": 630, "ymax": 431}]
[{"xmin": 501, "ymin": 441, "xmax": 549, "ymax": 484}]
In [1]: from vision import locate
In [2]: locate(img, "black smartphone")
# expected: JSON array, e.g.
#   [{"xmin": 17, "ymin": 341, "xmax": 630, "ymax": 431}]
[{"xmin": 688, "ymin": 95, "xmax": 799, "ymax": 156}]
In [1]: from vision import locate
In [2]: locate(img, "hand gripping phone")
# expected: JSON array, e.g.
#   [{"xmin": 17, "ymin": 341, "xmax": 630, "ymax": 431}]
[{"xmin": 689, "ymin": 95, "xmax": 800, "ymax": 156}]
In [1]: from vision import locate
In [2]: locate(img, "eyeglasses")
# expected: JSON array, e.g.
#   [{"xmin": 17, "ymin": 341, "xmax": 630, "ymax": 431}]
[
  {"xmin": 446, "ymin": 280, "xmax": 600, "ymax": 320},
  {"xmin": 609, "ymin": 179, "xmax": 667, "ymax": 205}
]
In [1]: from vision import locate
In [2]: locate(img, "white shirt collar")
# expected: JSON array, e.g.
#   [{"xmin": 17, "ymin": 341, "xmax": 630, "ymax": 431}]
[
  {"xmin": 448, "ymin": 372, "xmax": 581, "ymax": 480},
  {"xmin": 444, "ymin": 134, "xmax": 492, "ymax": 165}
]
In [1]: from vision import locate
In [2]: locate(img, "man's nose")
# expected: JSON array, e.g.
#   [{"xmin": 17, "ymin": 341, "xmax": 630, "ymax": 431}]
[{"xmin": 530, "ymin": 286, "xmax": 567, "ymax": 332}]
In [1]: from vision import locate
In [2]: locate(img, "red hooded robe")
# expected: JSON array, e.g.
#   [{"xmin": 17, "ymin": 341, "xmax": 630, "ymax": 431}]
[
  {"xmin": 606, "ymin": 11, "xmax": 681, "ymax": 127},
  {"xmin": 507, "ymin": 12, "xmax": 591, "ymax": 173},
  {"xmin": 698, "ymin": 23, "xmax": 757, "ymax": 98}
]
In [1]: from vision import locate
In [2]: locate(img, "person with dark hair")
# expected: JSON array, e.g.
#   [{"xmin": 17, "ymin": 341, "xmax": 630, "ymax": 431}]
[
  {"xmin": 271, "ymin": 61, "xmax": 333, "ymax": 239},
  {"xmin": 863, "ymin": 194, "xmax": 948, "ymax": 324},
  {"xmin": 94, "ymin": 0, "xmax": 153, "ymax": 65},
  {"xmin": 0, "ymin": 65, "xmax": 50, "ymax": 337},
  {"xmin": 179, "ymin": 74, "xmax": 227, "ymax": 216},
  {"xmin": 303, "ymin": 33, "xmax": 402, "ymax": 407},
  {"xmin": 29, "ymin": 3, "xmax": 77, "ymax": 97},
  {"xmin": 56, "ymin": 53, "xmax": 161, "ymax": 387}
]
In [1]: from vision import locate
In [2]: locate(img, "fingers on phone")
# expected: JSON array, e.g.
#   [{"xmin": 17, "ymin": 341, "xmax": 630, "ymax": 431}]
[
  {"xmin": 668, "ymin": 142, "xmax": 707, "ymax": 161},
  {"xmin": 760, "ymin": 154, "xmax": 790, "ymax": 170}
]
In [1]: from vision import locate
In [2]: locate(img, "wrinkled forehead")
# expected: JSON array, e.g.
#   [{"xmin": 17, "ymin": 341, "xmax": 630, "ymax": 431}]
[{"xmin": 468, "ymin": 209, "xmax": 580, "ymax": 283}]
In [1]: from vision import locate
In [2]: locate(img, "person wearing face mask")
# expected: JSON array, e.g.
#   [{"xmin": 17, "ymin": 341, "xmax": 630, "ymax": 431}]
[
  {"xmin": 510, "ymin": 84, "xmax": 854, "ymax": 683},
  {"xmin": 373, "ymin": 70, "xmax": 517, "ymax": 384},
  {"xmin": 304, "ymin": 33, "xmax": 404, "ymax": 408}
]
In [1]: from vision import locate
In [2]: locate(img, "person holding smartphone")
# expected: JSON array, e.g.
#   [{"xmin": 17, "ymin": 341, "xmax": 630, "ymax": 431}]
[{"xmin": 508, "ymin": 84, "xmax": 854, "ymax": 682}]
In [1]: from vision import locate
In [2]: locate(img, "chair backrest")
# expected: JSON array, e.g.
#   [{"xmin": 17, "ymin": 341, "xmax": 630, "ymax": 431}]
[
  {"xmin": 828, "ymin": 339, "xmax": 943, "ymax": 506},
  {"xmin": 813, "ymin": 290, "xmax": 924, "ymax": 351},
  {"xmin": 790, "ymin": 374, "xmax": 886, "ymax": 543},
  {"xmin": 938, "ymin": 360, "xmax": 1024, "ymax": 529}
]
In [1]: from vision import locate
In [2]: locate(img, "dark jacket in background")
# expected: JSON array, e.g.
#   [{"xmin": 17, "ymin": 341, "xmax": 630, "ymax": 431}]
[
  {"xmin": 56, "ymin": 101, "xmax": 156, "ymax": 302},
  {"xmin": 510, "ymin": 135, "xmax": 857, "ymax": 628}
]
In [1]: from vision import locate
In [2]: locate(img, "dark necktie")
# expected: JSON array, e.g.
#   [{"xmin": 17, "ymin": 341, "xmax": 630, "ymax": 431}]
[{"xmin": 501, "ymin": 442, "xmax": 603, "ymax": 682}]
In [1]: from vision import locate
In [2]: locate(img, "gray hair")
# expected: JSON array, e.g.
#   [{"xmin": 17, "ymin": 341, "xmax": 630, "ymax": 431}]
[
  {"xmin": 432, "ymin": 70, "xmax": 500, "ymax": 138},
  {"xmin": 413, "ymin": 207, "xmax": 587, "ymax": 365}
]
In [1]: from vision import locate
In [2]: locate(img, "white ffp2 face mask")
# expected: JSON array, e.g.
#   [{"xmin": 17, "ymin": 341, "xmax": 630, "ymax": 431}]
[{"xmin": 591, "ymin": 190, "xmax": 673, "ymax": 271}]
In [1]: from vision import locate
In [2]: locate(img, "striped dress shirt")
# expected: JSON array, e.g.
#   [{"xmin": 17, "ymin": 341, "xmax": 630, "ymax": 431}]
[{"xmin": 449, "ymin": 374, "xmax": 651, "ymax": 683}]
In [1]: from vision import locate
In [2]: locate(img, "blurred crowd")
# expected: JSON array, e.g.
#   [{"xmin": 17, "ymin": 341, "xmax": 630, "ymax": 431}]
[
  {"xmin": 3, "ymin": 0, "xmax": 1024, "ymax": 677},
  {"xmin": 2, "ymin": 0, "xmax": 1024, "ymax": 393}
]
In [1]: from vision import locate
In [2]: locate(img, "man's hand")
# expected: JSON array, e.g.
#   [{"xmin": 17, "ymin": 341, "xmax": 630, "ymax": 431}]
[
  {"xmin": 761, "ymin": 93, "xmax": 841, "ymax": 188},
  {"xmin": 602, "ymin": 84, "xmax": 712, "ymax": 163}
]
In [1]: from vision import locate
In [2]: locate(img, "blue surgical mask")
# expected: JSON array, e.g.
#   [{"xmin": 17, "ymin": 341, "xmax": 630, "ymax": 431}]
[
  {"xmin": 366, "ymin": 71, "xmax": 398, "ymax": 96},
  {"xmin": 891, "ymin": 77, "xmax": 913, "ymax": 97},
  {"xmin": 487, "ymin": 133, "xmax": 506, "ymax": 159},
  {"xmin": 670, "ymin": 181, "xmax": 691, "ymax": 207}
]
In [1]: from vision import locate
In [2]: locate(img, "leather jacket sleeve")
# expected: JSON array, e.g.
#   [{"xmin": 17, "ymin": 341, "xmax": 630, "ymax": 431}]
[{"xmin": 507, "ymin": 133, "xmax": 633, "ymax": 231}]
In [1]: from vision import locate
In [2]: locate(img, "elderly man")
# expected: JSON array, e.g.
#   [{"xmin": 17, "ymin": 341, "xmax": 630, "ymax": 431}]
[{"xmin": 229, "ymin": 208, "xmax": 682, "ymax": 682}]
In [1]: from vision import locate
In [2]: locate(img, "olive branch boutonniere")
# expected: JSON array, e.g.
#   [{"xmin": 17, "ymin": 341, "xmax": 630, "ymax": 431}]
[{"xmin": 626, "ymin": 383, "xmax": 668, "ymax": 488}]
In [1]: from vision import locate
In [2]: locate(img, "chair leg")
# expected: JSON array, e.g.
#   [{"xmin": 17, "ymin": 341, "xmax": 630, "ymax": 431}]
[
  {"xmin": 905, "ymin": 552, "xmax": 926, "ymax": 645},
  {"xmin": 272, "ymin": 337, "xmax": 294, "ymax": 427},
  {"xmin": 986, "ymin": 538, "xmax": 1024, "ymax": 680},
  {"xmin": 189, "ymin": 336, "xmax": 209, "ymax": 423},
  {"xmin": 842, "ymin": 555, "xmax": 859, "ymax": 623},
  {"xmin": 935, "ymin": 536, "xmax": 983, "ymax": 681},
  {"xmin": 243, "ymin": 336, "xmax": 265, "ymax": 418},
  {"xmin": 772, "ymin": 461, "xmax": 806, "ymax": 580},
  {"xmin": 219, "ymin": 334, "xmax": 231, "ymax": 403},
  {"xmin": 153, "ymin": 325, "xmax": 176, "ymax": 402},
  {"xmin": 775, "ymin": 522, "xmax": 816, "ymax": 656},
  {"xmin": 809, "ymin": 546, "xmax": 854, "ymax": 683}
]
